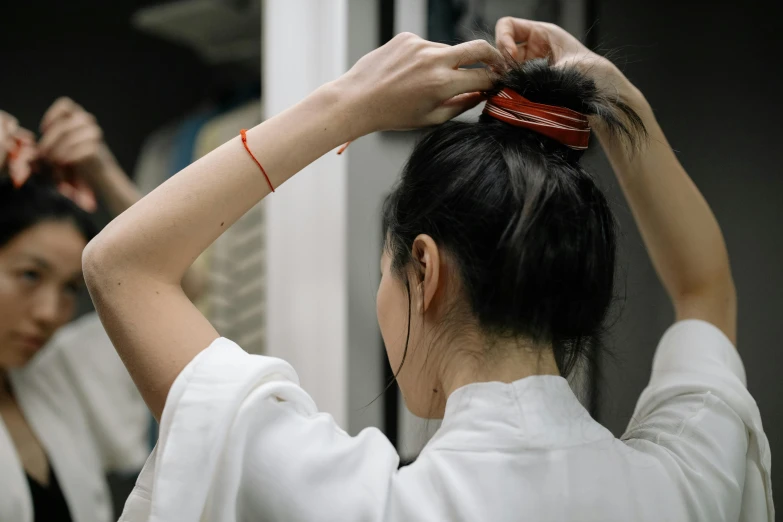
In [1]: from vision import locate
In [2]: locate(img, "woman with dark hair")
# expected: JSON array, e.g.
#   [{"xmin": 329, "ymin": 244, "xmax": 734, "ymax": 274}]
[
  {"xmin": 0, "ymin": 99, "xmax": 203, "ymax": 522},
  {"xmin": 86, "ymin": 18, "xmax": 772, "ymax": 522}
]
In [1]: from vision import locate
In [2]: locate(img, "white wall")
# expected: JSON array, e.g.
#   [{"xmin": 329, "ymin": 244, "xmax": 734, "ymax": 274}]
[
  {"xmin": 343, "ymin": 0, "xmax": 441, "ymax": 457},
  {"xmin": 343, "ymin": 0, "xmax": 426, "ymax": 437},
  {"xmin": 263, "ymin": 0, "xmax": 349, "ymax": 426},
  {"xmin": 263, "ymin": 0, "xmax": 421, "ymax": 436}
]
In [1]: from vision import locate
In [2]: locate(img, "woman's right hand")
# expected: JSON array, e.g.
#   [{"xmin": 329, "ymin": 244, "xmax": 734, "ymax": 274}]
[
  {"xmin": 495, "ymin": 18, "xmax": 588, "ymax": 63},
  {"xmin": 336, "ymin": 32, "xmax": 503, "ymax": 136},
  {"xmin": 495, "ymin": 18, "xmax": 640, "ymax": 103},
  {"xmin": 0, "ymin": 111, "xmax": 37, "ymax": 186}
]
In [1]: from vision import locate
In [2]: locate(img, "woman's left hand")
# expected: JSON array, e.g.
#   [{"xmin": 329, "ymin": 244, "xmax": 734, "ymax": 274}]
[
  {"xmin": 337, "ymin": 33, "xmax": 503, "ymax": 136},
  {"xmin": 38, "ymin": 97, "xmax": 118, "ymax": 184},
  {"xmin": 38, "ymin": 97, "xmax": 124, "ymax": 211},
  {"xmin": 0, "ymin": 111, "xmax": 38, "ymax": 186}
]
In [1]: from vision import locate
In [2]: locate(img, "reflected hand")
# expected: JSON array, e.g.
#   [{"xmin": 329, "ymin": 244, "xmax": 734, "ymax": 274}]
[
  {"xmin": 38, "ymin": 97, "xmax": 118, "ymax": 185},
  {"xmin": 0, "ymin": 111, "xmax": 38, "ymax": 187},
  {"xmin": 39, "ymin": 97, "xmax": 124, "ymax": 211},
  {"xmin": 338, "ymin": 32, "xmax": 503, "ymax": 135}
]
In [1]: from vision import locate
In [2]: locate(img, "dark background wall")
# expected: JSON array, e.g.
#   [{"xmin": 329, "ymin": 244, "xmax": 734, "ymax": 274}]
[
  {"xmin": 0, "ymin": 1, "xmax": 211, "ymax": 176},
  {"xmin": 591, "ymin": 0, "xmax": 783, "ymax": 516}
]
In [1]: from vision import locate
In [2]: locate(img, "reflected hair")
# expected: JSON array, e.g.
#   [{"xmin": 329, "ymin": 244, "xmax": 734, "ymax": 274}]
[
  {"xmin": 382, "ymin": 58, "xmax": 645, "ymax": 377},
  {"xmin": 0, "ymin": 166, "xmax": 97, "ymax": 248}
]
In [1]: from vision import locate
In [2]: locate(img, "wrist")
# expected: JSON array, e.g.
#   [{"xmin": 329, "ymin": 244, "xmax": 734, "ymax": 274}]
[
  {"xmin": 76, "ymin": 144, "xmax": 117, "ymax": 179},
  {"xmin": 321, "ymin": 76, "xmax": 376, "ymax": 140},
  {"xmin": 591, "ymin": 64, "xmax": 653, "ymax": 143},
  {"xmin": 82, "ymin": 146, "xmax": 127, "ymax": 192},
  {"xmin": 612, "ymin": 71, "xmax": 649, "ymax": 116}
]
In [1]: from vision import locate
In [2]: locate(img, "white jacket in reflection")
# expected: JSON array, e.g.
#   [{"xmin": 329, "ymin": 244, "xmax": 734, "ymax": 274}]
[
  {"xmin": 121, "ymin": 320, "xmax": 773, "ymax": 522},
  {"xmin": 0, "ymin": 313, "xmax": 150, "ymax": 522}
]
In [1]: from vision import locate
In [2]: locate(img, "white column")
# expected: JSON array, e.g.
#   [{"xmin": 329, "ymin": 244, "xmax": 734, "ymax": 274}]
[
  {"xmin": 395, "ymin": 0, "xmax": 428, "ymax": 35},
  {"xmin": 263, "ymin": 0, "xmax": 349, "ymax": 426},
  {"xmin": 263, "ymin": 0, "xmax": 430, "ymax": 445}
]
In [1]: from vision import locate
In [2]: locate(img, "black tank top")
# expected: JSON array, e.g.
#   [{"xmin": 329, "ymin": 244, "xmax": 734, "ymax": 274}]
[{"xmin": 26, "ymin": 467, "xmax": 73, "ymax": 522}]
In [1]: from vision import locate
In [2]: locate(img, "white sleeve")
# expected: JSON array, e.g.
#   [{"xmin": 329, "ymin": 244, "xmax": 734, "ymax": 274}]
[
  {"xmin": 121, "ymin": 338, "xmax": 399, "ymax": 522},
  {"xmin": 49, "ymin": 313, "xmax": 150, "ymax": 472},
  {"xmin": 623, "ymin": 320, "xmax": 774, "ymax": 522}
]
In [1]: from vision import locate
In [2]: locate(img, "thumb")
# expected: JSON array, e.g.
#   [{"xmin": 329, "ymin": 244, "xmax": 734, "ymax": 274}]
[
  {"xmin": 8, "ymin": 149, "xmax": 35, "ymax": 187},
  {"xmin": 428, "ymin": 92, "xmax": 486, "ymax": 125}
]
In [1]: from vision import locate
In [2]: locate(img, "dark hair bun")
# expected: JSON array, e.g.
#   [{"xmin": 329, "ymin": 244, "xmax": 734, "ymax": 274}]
[
  {"xmin": 383, "ymin": 58, "xmax": 646, "ymax": 376},
  {"xmin": 482, "ymin": 58, "xmax": 645, "ymax": 160}
]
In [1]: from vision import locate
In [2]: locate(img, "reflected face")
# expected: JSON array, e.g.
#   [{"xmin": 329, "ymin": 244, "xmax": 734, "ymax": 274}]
[{"xmin": 0, "ymin": 221, "xmax": 87, "ymax": 369}]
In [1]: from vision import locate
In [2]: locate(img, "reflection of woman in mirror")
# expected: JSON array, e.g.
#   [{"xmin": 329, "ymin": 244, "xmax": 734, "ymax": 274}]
[
  {"xmin": 0, "ymin": 100, "xmax": 203, "ymax": 522},
  {"xmin": 87, "ymin": 18, "xmax": 771, "ymax": 522}
]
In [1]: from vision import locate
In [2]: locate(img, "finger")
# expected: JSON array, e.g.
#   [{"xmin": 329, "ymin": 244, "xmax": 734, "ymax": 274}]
[
  {"xmin": 16, "ymin": 143, "xmax": 38, "ymax": 165},
  {"xmin": 56, "ymin": 175, "xmax": 97, "ymax": 212},
  {"xmin": 1, "ymin": 111, "xmax": 20, "ymax": 137},
  {"xmin": 8, "ymin": 160, "xmax": 32, "ymax": 187},
  {"xmin": 423, "ymin": 39, "xmax": 449, "ymax": 49},
  {"xmin": 445, "ymin": 67, "xmax": 494, "ymax": 98},
  {"xmin": 1, "ymin": 110, "xmax": 18, "ymax": 125},
  {"xmin": 446, "ymin": 39, "xmax": 504, "ymax": 68},
  {"xmin": 428, "ymin": 92, "xmax": 485, "ymax": 124},
  {"xmin": 47, "ymin": 124, "xmax": 101, "ymax": 163},
  {"xmin": 15, "ymin": 128, "xmax": 36, "ymax": 145},
  {"xmin": 495, "ymin": 17, "xmax": 536, "ymax": 58},
  {"xmin": 53, "ymin": 138, "xmax": 100, "ymax": 166},
  {"xmin": 40, "ymin": 97, "xmax": 79, "ymax": 133},
  {"xmin": 0, "ymin": 114, "xmax": 20, "ymax": 167},
  {"xmin": 8, "ymin": 143, "xmax": 37, "ymax": 187},
  {"xmin": 39, "ymin": 111, "xmax": 95, "ymax": 156}
]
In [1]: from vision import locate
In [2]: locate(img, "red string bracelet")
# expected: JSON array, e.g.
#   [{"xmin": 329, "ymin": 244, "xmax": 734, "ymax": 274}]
[{"xmin": 240, "ymin": 129, "xmax": 274, "ymax": 193}]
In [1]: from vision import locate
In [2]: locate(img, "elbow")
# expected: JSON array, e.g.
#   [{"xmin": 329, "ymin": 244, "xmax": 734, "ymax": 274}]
[
  {"xmin": 82, "ymin": 232, "xmax": 123, "ymax": 296},
  {"xmin": 673, "ymin": 264, "xmax": 736, "ymax": 308},
  {"xmin": 672, "ymin": 273, "xmax": 737, "ymax": 343}
]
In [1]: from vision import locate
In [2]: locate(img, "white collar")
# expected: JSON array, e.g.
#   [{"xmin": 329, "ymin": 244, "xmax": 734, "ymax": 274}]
[{"xmin": 427, "ymin": 375, "xmax": 613, "ymax": 452}]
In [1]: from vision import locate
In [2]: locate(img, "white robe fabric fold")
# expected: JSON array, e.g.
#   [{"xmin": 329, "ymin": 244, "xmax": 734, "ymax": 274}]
[
  {"xmin": 0, "ymin": 313, "xmax": 150, "ymax": 522},
  {"xmin": 626, "ymin": 320, "xmax": 773, "ymax": 521},
  {"xmin": 121, "ymin": 321, "xmax": 773, "ymax": 522}
]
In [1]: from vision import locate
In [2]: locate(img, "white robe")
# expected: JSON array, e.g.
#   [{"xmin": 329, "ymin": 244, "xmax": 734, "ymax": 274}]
[
  {"xmin": 121, "ymin": 320, "xmax": 773, "ymax": 521},
  {"xmin": 0, "ymin": 313, "xmax": 150, "ymax": 522}
]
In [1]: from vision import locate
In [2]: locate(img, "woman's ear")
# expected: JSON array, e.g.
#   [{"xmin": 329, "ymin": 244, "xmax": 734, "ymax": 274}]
[{"xmin": 411, "ymin": 234, "xmax": 440, "ymax": 313}]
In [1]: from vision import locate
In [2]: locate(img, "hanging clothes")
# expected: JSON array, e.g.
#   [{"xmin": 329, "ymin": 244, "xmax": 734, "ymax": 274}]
[
  {"xmin": 133, "ymin": 123, "xmax": 178, "ymax": 196},
  {"xmin": 169, "ymin": 110, "xmax": 223, "ymax": 179},
  {"xmin": 134, "ymin": 96, "xmax": 263, "ymax": 344},
  {"xmin": 120, "ymin": 319, "xmax": 773, "ymax": 521},
  {"xmin": 192, "ymin": 99, "xmax": 266, "ymax": 355},
  {"xmin": 1, "ymin": 313, "xmax": 149, "ymax": 522},
  {"xmin": 134, "ymin": 112, "xmax": 214, "ymax": 317}
]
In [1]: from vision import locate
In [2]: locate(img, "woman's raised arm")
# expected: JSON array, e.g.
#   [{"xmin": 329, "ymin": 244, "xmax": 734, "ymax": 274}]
[
  {"xmin": 496, "ymin": 18, "xmax": 737, "ymax": 344},
  {"xmin": 83, "ymin": 34, "xmax": 501, "ymax": 418}
]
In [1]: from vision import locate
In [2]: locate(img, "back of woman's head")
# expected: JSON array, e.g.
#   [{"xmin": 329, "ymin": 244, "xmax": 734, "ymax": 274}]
[
  {"xmin": 382, "ymin": 58, "xmax": 645, "ymax": 376},
  {"xmin": 0, "ymin": 168, "xmax": 97, "ymax": 248}
]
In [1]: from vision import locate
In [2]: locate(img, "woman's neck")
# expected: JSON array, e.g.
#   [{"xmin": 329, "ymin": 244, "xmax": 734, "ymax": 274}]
[{"xmin": 439, "ymin": 337, "xmax": 560, "ymax": 399}]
